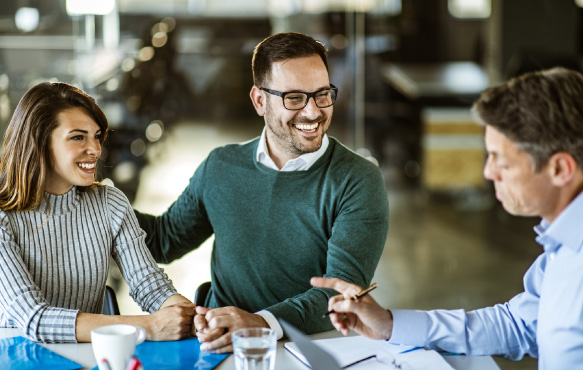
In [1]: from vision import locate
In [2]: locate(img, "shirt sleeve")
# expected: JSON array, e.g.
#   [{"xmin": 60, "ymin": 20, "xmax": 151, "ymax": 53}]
[
  {"xmin": 0, "ymin": 216, "xmax": 78, "ymax": 343},
  {"xmin": 134, "ymin": 157, "xmax": 215, "ymax": 264},
  {"xmin": 263, "ymin": 164, "xmax": 390, "ymax": 334},
  {"xmin": 389, "ymin": 254, "xmax": 544, "ymax": 360},
  {"xmin": 107, "ymin": 186, "xmax": 178, "ymax": 312},
  {"xmin": 256, "ymin": 310, "xmax": 284, "ymax": 340}
]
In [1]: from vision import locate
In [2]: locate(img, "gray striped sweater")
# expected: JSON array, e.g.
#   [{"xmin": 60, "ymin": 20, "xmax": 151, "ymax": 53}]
[{"xmin": 0, "ymin": 185, "xmax": 177, "ymax": 343}]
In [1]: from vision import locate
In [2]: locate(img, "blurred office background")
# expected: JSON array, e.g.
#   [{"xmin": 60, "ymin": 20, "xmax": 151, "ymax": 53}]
[{"xmin": 1, "ymin": 1, "xmax": 583, "ymax": 368}]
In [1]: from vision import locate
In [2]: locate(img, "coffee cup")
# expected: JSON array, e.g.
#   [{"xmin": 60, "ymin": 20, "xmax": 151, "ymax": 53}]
[{"xmin": 91, "ymin": 324, "xmax": 146, "ymax": 370}]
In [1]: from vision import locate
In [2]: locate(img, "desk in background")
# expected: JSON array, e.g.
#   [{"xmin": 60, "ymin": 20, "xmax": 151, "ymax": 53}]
[
  {"xmin": 381, "ymin": 62, "xmax": 497, "ymax": 102},
  {"xmin": 379, "ymin": 62, "xmax": 501, "ymax": 190},
  {"xmin": 0, "ymin": 328, "xmax": 499, "ymax": 369}
]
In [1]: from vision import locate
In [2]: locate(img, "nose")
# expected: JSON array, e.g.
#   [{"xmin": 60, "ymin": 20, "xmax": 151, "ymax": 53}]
[
  {"xmin": 301, "ymin": 96, "xmax": 321, "ymax": 119},
  {"xmin": 86, "ymin": 137, "xmax": 102, "ymax": 157},
  {"xmin": 483, "ymin": 155, "xmax": 499, "ymax": 182}
]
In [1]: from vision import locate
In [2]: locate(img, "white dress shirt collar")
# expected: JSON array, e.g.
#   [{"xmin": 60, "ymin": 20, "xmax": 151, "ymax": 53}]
[{"xmin": 256, "ymin": 127, "xmax": 329, "ymax": 171}]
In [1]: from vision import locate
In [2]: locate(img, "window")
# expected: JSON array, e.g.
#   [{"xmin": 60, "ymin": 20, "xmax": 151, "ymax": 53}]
[{"xmin": 448, "ymin": 0, "xmax": 491, "ymax": 19}]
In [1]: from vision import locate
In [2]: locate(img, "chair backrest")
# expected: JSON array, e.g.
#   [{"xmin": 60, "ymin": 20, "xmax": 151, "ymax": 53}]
[
  {"xmin": 195, "ymin": 281, "xmax": 212, "ymax": 307},
  {"xmin": 102, "ymin": 285, "xmax": 120, "ymax": 315}
]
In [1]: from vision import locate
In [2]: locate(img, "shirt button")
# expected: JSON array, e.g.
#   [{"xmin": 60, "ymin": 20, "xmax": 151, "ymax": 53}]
[{"xmin": 549, "ymin": 252, "xmax": 556, "ymax": 260}]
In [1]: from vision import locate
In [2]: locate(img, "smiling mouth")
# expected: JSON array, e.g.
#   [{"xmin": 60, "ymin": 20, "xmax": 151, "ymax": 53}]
[
  {"xmin": 293, "ymin": 122, "xmax": 319, "ymax": 133},
  {"xmin": 77, "ymin": 162, "xmax": 96, "ymax": 170}
]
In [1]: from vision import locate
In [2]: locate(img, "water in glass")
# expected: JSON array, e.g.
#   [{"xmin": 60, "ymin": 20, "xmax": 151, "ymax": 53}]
[{"xmin": 234, "ymin": 336, "xmax": 276, "ymax": 370}]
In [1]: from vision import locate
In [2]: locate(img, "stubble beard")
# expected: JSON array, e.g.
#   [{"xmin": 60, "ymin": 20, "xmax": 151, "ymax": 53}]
[{"xmin": 264, "ymin": 104, "xmax": 331, "ymax": 156}]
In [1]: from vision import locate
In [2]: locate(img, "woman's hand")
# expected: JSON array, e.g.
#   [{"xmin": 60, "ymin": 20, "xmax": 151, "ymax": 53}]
[{"xmin": 145, "ymin": 302, "xmax": 196, "ymax": 341}]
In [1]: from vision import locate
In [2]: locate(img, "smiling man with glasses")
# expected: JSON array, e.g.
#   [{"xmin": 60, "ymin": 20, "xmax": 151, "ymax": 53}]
[{"xmin": 135, "ymin": 32, "xmax": 389, "ymax": 353}]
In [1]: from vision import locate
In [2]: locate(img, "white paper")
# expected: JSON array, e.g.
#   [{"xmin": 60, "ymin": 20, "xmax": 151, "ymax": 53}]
[{"xmin": 284, "ymin": 335, "xmax": 416, "ymax": 368}]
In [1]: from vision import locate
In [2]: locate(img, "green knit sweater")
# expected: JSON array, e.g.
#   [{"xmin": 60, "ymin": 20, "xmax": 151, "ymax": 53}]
[{"xmin": 136, "ymin": 137, "xmax": 389, "ymax": 333}]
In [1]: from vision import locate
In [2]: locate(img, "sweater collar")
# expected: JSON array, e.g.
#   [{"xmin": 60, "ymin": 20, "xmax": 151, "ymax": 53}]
[{"xmin": 40, "ymin": 186, "xmax": 80, "ymax": 216}]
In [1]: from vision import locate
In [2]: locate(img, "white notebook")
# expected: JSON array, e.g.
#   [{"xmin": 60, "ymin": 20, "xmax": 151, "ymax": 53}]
[
  {"xmin": 284, "ymin": 334, "xmax": 454, "ymax": 370},
  {"xmin": 284, "ymin": 335, "xmax": 415, "ymax": 368}
]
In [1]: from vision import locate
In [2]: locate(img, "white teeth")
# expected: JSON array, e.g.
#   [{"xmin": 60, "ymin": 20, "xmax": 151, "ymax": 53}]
[
  {"xmin": 295, "ymin": 123, "xmax": 318, "ymax": 131},
  {"xmin": 78, "ymin": 162, "xmax": 95, "ymax": 169}
]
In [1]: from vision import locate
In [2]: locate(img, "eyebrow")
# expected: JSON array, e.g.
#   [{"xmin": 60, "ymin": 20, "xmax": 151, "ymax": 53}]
[
  {"xmin": 284, "ymin": 86, "xmax": 332, "ymax": 93},
  {"xmin": 68, "ymin": 129, "xmax": 102, "ymax": 134}
]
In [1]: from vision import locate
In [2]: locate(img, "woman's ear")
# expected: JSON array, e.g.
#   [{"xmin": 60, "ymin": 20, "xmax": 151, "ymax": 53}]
[
  {"xmin": 250, "ymin": 86, "xmax": 266, "ymax": 116},
  {"xmin": 548, "ymin": 152, "xmax": 578, "ymax": 187}
]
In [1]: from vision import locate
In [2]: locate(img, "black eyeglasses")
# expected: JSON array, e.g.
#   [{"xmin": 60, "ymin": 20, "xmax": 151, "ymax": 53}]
[{"xmin": 260, "ymin": 84, "xmax": 338, "ymax": 110}]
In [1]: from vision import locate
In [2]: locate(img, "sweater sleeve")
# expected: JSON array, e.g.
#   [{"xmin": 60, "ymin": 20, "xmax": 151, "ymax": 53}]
[
  {"xmin": 0, "ymin": 214, "xmax": 78, "ymax": 343},
  {"xmin": 106, "ymin": 186, "xmax": 178, "ymax": 312},
  {"xmin": 264, "ymin": 164, "xmax": 390, "ymax": 334},
  {"xmin": 134, "ymin": 157, "xmax": 215, "ymax": 264}
]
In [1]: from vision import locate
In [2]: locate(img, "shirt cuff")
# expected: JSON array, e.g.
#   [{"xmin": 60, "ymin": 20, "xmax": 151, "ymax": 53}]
[
  {"xmin": 256, "ymin": 310, "xmax": 284, "ymax": 340},
  {"xmin": 388, "ymin": 309, "xmax": 429, "ymax": 348}
]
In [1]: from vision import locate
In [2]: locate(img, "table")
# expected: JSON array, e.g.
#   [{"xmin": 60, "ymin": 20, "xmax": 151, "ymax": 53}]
[
  {"xmin": 1, "ymin": 328, "xmax": 499, "ymax": 369},
  {"xmin": 380, "ymin": 62, "xmax": 501, "ymax": 102}
]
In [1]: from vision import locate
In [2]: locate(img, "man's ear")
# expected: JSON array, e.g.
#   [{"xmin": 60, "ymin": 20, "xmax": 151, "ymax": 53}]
[
  {"xmin": 548, "ymin": 152, "xmax": 578, "ymax": 186},
  {"xmin": 250, "ymin": 86, "xmax": 266, "ymax": 116}
]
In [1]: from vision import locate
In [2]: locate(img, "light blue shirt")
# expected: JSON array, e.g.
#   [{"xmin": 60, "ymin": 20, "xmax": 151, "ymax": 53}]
[{"xmin": 389, "ymin": 190, "xmax": 583, "ymax": 369}]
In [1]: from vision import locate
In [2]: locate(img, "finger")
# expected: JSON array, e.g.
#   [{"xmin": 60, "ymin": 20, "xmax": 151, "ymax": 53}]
[
  {"xmin": 172, "ymin": 306, "xmax": 196, "ymax": 318},
  {"xmin": 333, "ymin": 298, "xmax": 371, "ymax": 315},
  {"xmin": 328, "ymin": 312, "xmax": 344, "ymax": 326},
  {"xmin": 204, "ymin": 306, "xmax": 237, "ymax": 321},
  {"xmin": 196, "ymin": 306, "xmax": 212, "ymax": 315},
  {"xmin": 206, "ymin": 314, "xmax": 235, "ymax": 331},
  {"xmin": 174, "ymin": 302, "xmax": 197, "ymax": 309},
  {"xmin": 328, "ymin": 294, "xmax": 346, "ymax": 311},
  {"xmin": 195, "ymin": 315, "xmax": 209, "ymax": 331},
  {"xmin": 197, "ymin": 328, "xmax": 225, "ymax": 343},
  {"xmin": 209, "ymin": 344, "xmax": 233, "ymax": 354},
  {"xmin": 337, "ymin": 315, "xmax": 354, "ymax": 336},
  {"xmin": 177, "ymin": 303, "xmax": 197, "ymax": 315},
  {"xmin": 200, "ymin": 332, "xmax": 232, "ymax": 352},
  {"xmin": 310, "ymin": 277, "xmax": 362, "ymax": 298}
]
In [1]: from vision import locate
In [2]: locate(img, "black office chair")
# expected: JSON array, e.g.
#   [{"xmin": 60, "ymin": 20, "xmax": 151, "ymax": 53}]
[
  {"xmin": 102, "ymin": 285, "xmax": 121, "ymax": 315},
  {"xmin": 195, "ymin": 281, "xmax": 212, "ymax": 306}
]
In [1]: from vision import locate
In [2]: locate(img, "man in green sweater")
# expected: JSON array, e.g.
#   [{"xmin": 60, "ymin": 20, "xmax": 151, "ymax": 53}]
[{"xmin": 135, "ymin": 32, "xmax": 389, "ymax": 352}]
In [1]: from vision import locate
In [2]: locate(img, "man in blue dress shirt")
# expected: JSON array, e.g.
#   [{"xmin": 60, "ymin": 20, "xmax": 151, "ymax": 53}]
[{"xmin": 312, "ymin": 67, "xmax": 583, "ymax": 369}]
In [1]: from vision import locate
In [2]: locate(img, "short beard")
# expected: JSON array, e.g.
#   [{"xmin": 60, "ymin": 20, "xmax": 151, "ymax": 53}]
[{"xmin": 264, "ymin": 105, "xmax": 328, "ymax": 156}]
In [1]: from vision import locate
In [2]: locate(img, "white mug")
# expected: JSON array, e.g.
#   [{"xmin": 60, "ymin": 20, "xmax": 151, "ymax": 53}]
[{"xmin": 91, "ymin": 324, "xmax": 146, "ymax": 370}]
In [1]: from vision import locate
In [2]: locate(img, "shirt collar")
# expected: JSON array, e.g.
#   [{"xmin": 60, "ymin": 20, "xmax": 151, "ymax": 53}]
[
  {"xmin": 534, "ymin": 190, "xmax": 583, "ymax": 253},
  {"xmin": 256, "ymin": 128, "xmax": 329, "ymax": 171}
]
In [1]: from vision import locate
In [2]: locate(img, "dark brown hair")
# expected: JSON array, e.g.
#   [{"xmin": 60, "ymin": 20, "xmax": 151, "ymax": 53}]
[
  {"xmin": 472, "ymin": 67, "xmax": 583, "ymax": 170},
  {"xmin": 0, "ymin": 82, "xmax": 109, "ymax": 211},
  {"xmin": 252, "ymin": 32, "xmax": 329, "ymax": 88}
]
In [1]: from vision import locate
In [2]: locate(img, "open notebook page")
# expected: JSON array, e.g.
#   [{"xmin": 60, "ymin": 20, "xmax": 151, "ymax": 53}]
[{"xmin": 284, "ymin": 335, "xmax": 416, "ymax": 368}]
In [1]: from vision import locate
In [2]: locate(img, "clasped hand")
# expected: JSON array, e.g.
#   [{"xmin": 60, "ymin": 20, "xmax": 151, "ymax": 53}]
[
  {"xmin": 195, "ymin": 306, "xmax": 269, "ymax": 353},
  {"xmin": 148, "ymin": 302, "xmax": 197, "ymax": 341}
]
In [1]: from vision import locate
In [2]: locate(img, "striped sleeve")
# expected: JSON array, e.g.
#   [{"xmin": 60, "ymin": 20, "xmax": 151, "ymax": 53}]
[
  {"xmin": 0, "ymin": 213, "xmax": 78, "ymax": 343},
  {"xmin": 105, "ymin": 186, "xmax": 177, "ymax": 312}
]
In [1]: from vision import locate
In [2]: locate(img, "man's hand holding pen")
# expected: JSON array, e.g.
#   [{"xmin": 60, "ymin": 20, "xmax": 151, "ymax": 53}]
[{"xmin": 310, "ymin": 277, "xmax": 394, "ymax": 341}]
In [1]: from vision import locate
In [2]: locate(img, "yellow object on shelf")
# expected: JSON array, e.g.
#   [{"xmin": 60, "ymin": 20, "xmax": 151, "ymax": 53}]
[{"xmin": 421, "ymin": 107, "xmax": 485, "ymax": 190}]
